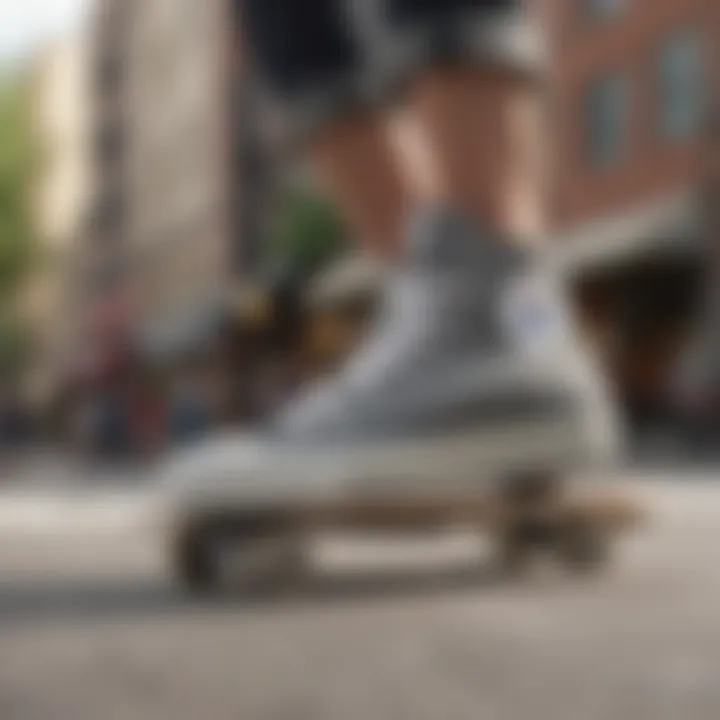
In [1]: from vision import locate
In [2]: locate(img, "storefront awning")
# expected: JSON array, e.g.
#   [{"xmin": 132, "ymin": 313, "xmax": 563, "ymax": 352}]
[
  {"xmin": 307, "ymin": 191, "xmax": 705, "ymax": 308},
  {"xmin": 549, "ymin": 191, "xmax": 704, "ymax": 278}
]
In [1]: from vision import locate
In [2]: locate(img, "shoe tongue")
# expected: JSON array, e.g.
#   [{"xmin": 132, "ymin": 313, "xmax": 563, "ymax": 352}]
[{"xmin": 406, "ymin": 208, "xmax": 524, "ymax": 273}]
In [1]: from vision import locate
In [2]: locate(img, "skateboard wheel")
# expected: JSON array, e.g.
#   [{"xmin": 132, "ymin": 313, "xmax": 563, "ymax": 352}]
[
  {"xmin": 172, "ymin": 516, "xmax": 304, "ymax": 596},
  {"xmin": 173, "ymin": 524, "xmax": 219, "ymax": 594},
  {"xmin": 556, "ymin": 520, "xmax": 610, "ymax": 574},
  {"xmin": 495, "ymin": 521, "xmax": 544, "ymax": 575}
]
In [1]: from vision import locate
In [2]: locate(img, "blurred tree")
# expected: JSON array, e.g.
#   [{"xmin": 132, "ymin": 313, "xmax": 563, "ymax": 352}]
[
  {"xmin": 0, "ymin": 70, "xmax": 39, "ymax": 382},
  {"xmin": 0, "ymin": 312, "xmax": 32, "ymax": 379},
  {"xmin": 269, "ymin": 186, "xmax": 347, "ymax": 278},
  {"xmin": 0, "ymin": 70, "xmax": 38, "ymax": 303}
]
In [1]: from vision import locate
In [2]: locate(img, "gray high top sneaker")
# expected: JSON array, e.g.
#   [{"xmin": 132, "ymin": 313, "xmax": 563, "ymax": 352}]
[
  {"xmin": 275, "ymin": 209, "xmax": 619, "ymax": 453},
  {"xmin": 166, "ymin": 210, "xmax": 622, "ymax": 507}
]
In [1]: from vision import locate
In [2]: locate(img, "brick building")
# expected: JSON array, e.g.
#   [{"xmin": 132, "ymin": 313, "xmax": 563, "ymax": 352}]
[
  {"xmin": 543, "ymin": 0, "xmax": 717, "ymax": 225},
  {"xmin": 539, "ymin": 0, "xmax": 720, "ymax": 417}
]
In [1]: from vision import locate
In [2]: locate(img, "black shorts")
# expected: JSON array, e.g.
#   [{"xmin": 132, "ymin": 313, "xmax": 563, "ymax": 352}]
[{"xmin": 240, "ymin": 0, "xmax": 540, "ymax": 140}]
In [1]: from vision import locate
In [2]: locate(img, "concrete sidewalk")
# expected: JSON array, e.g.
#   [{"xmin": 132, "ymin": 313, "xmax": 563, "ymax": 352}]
[
  {"xmin": 2, "ymin": 448, "xmax": 156, "ymax": 487},
  {"xmin": 0, "ymin": 470, "xmax": 714, "ymax": 537}
]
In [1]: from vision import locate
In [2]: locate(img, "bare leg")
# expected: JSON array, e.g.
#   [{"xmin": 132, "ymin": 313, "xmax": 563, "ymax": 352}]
[
  {"xmin": 393, "ymin": 67, "xmax": 545, "ymax": 240},
  {"xmin": 308, "ymin": 113, "xmax": 410, "ymax": 262},
  {"xmin": 239, "ymin": 0, "xmax": 409, "ymax": 263}
]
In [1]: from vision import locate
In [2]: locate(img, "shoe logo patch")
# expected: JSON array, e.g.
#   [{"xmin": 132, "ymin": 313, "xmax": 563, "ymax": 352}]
[{"xmin": 502, "ymin": 278, "xmax": 568, "ymax": 354}]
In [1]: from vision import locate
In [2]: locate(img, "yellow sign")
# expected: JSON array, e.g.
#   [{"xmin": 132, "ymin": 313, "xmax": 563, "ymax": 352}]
[{"xmin": 233, "ymin": 287, "xmax": 273, "ymax": 326}]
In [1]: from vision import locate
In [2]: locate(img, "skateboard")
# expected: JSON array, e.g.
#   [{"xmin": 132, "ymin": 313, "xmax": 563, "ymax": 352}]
[{"xmin": 170, "ymin": 472, "xmax": 644, "ymax": 593}]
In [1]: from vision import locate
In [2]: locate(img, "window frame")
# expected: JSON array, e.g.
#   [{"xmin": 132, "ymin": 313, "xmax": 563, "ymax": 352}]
[
  {"xmin": 583, "ymin": 72, "xmax": 632, "ymax": 170},
  {"xmin": 654, "ymin": 27, "xmax": 706, "ymax": 144},
  {"xmin": 583, "ymin": 0, "xmax": 627, "ymax": 23}
]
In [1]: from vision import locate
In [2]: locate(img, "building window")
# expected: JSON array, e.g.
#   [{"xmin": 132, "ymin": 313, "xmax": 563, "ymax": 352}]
[
  {"xmin": 656, "ymin": 30, "xmax": 705, "ymax": 142},
  {"xmin": 584, "ymin": 0, "xmax": 626, "ymax": 21},
  {"xmin": 585, "ymin": 74, "xmax": 630, "ymax": 169}
]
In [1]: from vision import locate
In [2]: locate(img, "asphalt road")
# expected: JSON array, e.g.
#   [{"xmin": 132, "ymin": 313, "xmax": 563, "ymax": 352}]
[{"xmin": 0, "ymin": 472, "xmax": 719, "ymax": 720}]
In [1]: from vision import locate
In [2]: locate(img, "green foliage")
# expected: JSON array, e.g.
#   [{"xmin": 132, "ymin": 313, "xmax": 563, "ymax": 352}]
[
  {"xmin": 0, "ymin": 70, "xmax": 38, "ymax": 302},
  {"xmin": 269, "ymin": 186, "xmax": 346, "ymax": 277},
  {"xmin": 0, "ymin": 311, "xmax": 32, "ymax": 378},
  {"xmin": 0, "ymin": 69, "xmax": 40, "ymax": 382}
]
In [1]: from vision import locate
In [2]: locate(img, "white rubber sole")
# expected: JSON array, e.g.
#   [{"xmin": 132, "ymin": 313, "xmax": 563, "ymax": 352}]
[
  {"xmin": 168, "ymin": 411, "xmax": 619, "ymax": 514},
  {"xmin": 298, "ymin": 417, "xmax": 608, "ymax": 497}
]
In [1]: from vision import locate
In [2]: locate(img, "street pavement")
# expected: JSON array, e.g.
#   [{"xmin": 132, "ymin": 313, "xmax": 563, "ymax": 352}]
[{"xmin": 0, "ymin": 467, "xmax": 719, "ymax": 720}]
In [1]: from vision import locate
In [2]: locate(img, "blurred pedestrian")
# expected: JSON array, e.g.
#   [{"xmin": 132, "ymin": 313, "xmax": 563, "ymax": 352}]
[{"xmin": 169, "ymin": 365, "xmax": 212, "ymax": 446}]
